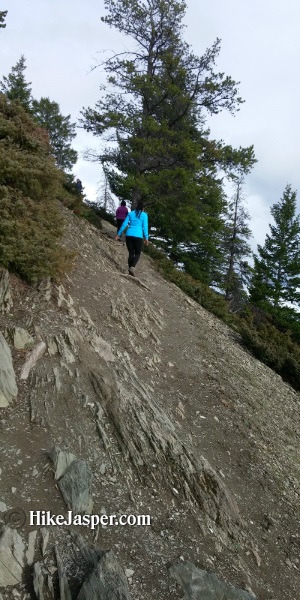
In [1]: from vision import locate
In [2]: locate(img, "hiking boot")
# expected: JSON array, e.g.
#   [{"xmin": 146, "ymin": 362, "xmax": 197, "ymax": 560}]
[{"xmin": 129, "ymin": 267, "xmax": 136, "ymax": 277}]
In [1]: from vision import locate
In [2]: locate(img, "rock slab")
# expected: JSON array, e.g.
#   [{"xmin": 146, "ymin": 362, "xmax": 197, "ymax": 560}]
[
  {"xmin": 49, "ymin": 448, "xmax": 93, "ymax": 514},
  {"xmin": 77, "ymin": 550, "xmax": 132, "ymax": 600},
  {"xmin": 0, "ymin": 269, "xmax": 12, "ymax": 313},
  {"xmin": 0, "ymin": 332, "xmax": 18, "ymax": 407},
  {"xmin": 0, "ymin": 526, "xmax": 25, "ymax": 586},
  {"xmin": 58, "ymin": 459, "xmax": 93, "ymax": 514},
  {"xmin": 169, "ymin": 561, "xmax": 256, "ymax": 599},
  {"xmin": 5, "ymin": 326, "xmax": 34, "ymax": 350}
]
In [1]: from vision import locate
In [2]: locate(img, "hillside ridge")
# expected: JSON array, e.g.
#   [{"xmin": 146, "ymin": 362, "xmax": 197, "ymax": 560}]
[{"xmin": 0, "ymin": 206, "xmax": 299, "ymax": 599}]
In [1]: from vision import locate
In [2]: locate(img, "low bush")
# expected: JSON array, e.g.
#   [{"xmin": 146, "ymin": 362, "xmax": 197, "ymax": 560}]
[
  {"xmin": 0, "ymin": 95, "xmax": 72, "ymax": 282},
  {"xmin": 239, "ymin": 321, "xmax": 300, "ymax": 391},
  {"xmin": 144, "ymin": 240, "xmax": 300, "ymax": 392}
]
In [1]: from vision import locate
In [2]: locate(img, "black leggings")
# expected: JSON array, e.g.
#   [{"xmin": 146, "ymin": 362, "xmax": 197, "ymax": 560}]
[
  {"xmin": 126, "ymin": 236, "xmax": 143, "ymax": 268},
  {"xmin": 116, "ymin": 219, "xmax": 124, "ymax": 232}
]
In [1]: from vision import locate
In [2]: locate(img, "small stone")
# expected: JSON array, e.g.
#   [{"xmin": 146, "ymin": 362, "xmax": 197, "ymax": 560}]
[
  {"xmin": 11, "ymin": 487, "xmax": 16, "ymax": 494},
  {"xmin": 125, "ymin": 569, "xmax": 134, "ymax": 578},
  {"xmin": 0, "ymin": 501, "xmax": 7, "ymax": 512},
  {"xmin": 48, "ymin": 566, "xmax": 57, "ymax": 575}
]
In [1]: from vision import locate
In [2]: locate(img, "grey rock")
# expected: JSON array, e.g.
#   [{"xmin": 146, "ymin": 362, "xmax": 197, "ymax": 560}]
[
  {"xmin": 93, "ymin": 365, "xmax": 243, "ymax": 540},
  {"xmin": 49, "ymin": 446, "xmax": 92, "ymax": 512},
  {"xmin": 90, "ymin": 332, "xmax": 115, "ymax": 362},
  {"xmin": 47, "ymin": 574, "xmax": 55, "ymax": 598},
  {"xmin": 58, "ymin": 459, "xmax": 93, "ymax": 514},
  {"xmin": 48, "ymin": 329, "xmax": 79, "ymax": 363},
  {"xmin": 41, "ymin": 527, "xmax": 49, "ymax": 556},
  {"xmin": 0, "ymin": 526, "xmax": 25, "ymax": 586},
  {"xmin": 0, "ymin": 332, "xmax": 18, "ymax": 407},
  {"xmin": 37, "ymin": 277, "xmax": 52, "ymax": 301},
  {"xmin": 125, "ymin": 569, "xmax": 134, "ymax": 578},
  {"xmin": 99, "ymin": 463, "xmax": 106, "ymax": 475},
  {"xmin": 0, "ymin": 269, "xmax": 13, "ymax": 313},
  {"xmin": 33, "ymin": 562, "xmax": 45, "ymax": 600},
  {"xmin": 96, "ymin": 420, "xmax": 111, "ymax": 450},
  {"xmin": 0, "ymin": 502, "xmax": 7, "ymax": 513},
  {"xmin": 55, "ymin": 546, "xmax": 72, "ymax": 600},
  {"xmin": 26, "ymin": 530, "xmax": 37, "ymax": 566},
  {"xmin": 169, "ymin": 561, "xmax": 256, "ymax": 599},
  {"xmin": 77, "ymin": 550, "xmax": 132, "ymax": 600},
  {"xmin": 5, "ymin": 327, "xmax": 34, "ymax": 350},
  {"xmin": 49, "ymin": 446, "xmax": 76, "ymax": 480},
  {"xmin": 20, "ymin": 340, "xmax": 46, "ymax": 380}
]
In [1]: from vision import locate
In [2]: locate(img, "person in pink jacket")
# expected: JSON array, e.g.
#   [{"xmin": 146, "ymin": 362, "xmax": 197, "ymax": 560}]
[{"xmin": 115, "ymin": 200, "xmax": 128, "ymax": 234}]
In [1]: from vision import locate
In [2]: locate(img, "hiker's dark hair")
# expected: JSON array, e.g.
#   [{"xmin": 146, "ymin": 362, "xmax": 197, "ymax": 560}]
[
  {"xmin": 121, "ymin": 200, "xmax": 126, "ymax": 206},
  {"xmin": 135, "ymin": 200, "xmax": 144, "ymax": 218}
]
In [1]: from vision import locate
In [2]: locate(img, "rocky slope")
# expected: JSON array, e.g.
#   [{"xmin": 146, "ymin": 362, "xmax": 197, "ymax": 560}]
[{"xmin": 0, "ymin": 206, "xmax": 299, "ymax": 600}]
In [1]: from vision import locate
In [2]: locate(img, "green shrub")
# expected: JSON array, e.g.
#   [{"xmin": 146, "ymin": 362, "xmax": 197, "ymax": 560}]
[
  {"xmin": 0, "ymin": 95, "xmax": 72, "ymax": 282},
  {"xmin": 84, "ymin": 201, "xmax": 115, "ymax": 226},
  {"xmin": 239, "ymin": 321, "xmax": 300, "ymax": 390},
  {"xmin": 144, "ymin": 241, "xmax": 300, "ymax": 391}
]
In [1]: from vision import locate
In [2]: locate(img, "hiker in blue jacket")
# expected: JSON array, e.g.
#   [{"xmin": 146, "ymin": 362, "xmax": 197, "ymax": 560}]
[{"xmin": 115, "ymin": 201, "xmax": 149, "ymax": 276}]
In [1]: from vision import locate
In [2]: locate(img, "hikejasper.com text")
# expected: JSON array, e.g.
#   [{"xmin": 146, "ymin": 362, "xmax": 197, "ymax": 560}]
[{"xmin": 30, "ymin": 511, "xmax": 151, "ymax": 529}]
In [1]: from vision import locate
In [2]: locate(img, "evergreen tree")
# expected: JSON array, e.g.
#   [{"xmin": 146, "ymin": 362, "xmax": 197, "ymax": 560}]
[
  {"xmin": 179, "ymin": 146, "xmax": 255, "ymax": 288},
  {"xmin": 0, "ymin": 10, "xmax": 7, "ymax": 28},
  {"xmin": 96, "ymin": 169, "xmax": 116, "ymax": 213},
  {"xmin": 222, "ymin": 176, "xmax": 252, "ymax": 304},
  {"xmin": 0, "ymin": 55, "xmax": 32, "ymax": 110},
  {"xmin": 81, "ymin": 0, "xmax": 255, "ymax": 251},
  {"xmin": 32, "ymin": 97, "xmax": 77, "ymax": 171},
  {"xmin": 250, "ymin": 184, "xmax": 300, "ymax": 309}
]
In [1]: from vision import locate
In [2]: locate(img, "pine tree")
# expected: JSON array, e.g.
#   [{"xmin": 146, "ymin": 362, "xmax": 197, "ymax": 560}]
[
  {"xmin": 96, "ymin": 169, "xmax": 116, "ymax": 213},
  {"xmin": 179, "ymin": 146, "xmax": 255, "ymax": 287},
  {"xmin": 32, "ymin": 97, "xmax": 77, "ymax": 171},
  {"xmin": 81, "ymin": 0, "xmax": 254, "ymax": 251},
  {"xmin": 222, "ymin": 176, "xmax": 252, "ymax": 305},
  {"xmin": 0, "ymin": 55, "xmax": 32, "ymax": 110},
  {"xmin": 250, "ymin": 184, "xmax": 300, "ymax": 309},
  {"xmin": 0, "ymin": 10, "xmax": 7, "ymax": 28}
]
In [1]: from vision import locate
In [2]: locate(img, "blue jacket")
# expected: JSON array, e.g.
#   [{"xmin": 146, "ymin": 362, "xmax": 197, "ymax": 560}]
[{"xmin": 118, "ymin": 210, "xmax": 148, "ymax": 240}]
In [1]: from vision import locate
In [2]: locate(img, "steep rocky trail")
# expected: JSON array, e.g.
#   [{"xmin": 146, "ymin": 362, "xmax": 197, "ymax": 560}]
[{"xmin": 0, "ymin": 207, "xmax": 299, "ymax": 599}]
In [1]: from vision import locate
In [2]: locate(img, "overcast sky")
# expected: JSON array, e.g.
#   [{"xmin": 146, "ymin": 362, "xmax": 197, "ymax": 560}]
[{"xmin": 2, "ymin": 0, "xmax": 300, "ymax": 250}]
